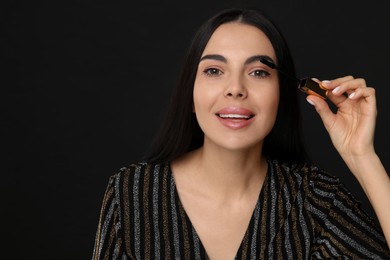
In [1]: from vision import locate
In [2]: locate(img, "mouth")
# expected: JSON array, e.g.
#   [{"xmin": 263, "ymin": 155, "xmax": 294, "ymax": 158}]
[
  {"xmin": 215, "ymin": 107, "xmax": 255, "ymax": 129},
  {"xmin": 216, "ymin": 113, "xmax": 254, "ymax": 120}
]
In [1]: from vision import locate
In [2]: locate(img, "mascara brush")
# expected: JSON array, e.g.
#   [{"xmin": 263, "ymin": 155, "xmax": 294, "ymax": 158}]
[{"xmin": 259, "ymin": 57, "xmax": 328, "ymax": 100}]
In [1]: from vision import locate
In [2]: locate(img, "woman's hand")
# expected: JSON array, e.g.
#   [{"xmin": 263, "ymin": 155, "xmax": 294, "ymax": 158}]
[
  {"xmin": 306, "ymin": 76, "xmax": 377, "ymax": 173},
  {"xmin": 307, "ymin": 76, "xmax": 390, "ymax": 249}
]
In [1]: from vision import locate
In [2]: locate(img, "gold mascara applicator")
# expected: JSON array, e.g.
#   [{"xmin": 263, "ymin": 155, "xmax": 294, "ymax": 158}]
[{"xmin": 259, "ymin": 57, "xmax": 328, "ymax": 99}]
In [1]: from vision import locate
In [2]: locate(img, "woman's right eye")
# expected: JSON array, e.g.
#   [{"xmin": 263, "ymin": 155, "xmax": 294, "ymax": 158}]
[{"xmin": 203, "ymin": 68, "xmax": 223, "ymax": 77}]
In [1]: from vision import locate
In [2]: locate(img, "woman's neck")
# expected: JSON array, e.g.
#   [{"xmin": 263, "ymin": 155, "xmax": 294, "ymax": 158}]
[{"xmin": 177, "ymin": 142, "xmax": 267, "ymax": 201}]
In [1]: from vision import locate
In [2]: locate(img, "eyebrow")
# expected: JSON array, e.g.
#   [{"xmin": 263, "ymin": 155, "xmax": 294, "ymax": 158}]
[{"xmin": 199, "ymin": 54, "xmax": 276, "ymax": 66}]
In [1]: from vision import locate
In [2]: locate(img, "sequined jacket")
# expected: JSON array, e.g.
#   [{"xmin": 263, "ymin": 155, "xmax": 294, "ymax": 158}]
[{"xmin": 92, "ymin": 159, "xmax": 390, "ymax": 259}]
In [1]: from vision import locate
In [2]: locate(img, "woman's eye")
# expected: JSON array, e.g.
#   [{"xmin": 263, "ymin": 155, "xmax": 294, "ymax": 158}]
[
  {"xmin": 250, "ymin": 70, "xmax": 270, "ymax": 78},
  {"xmin": 203, "ymin": 68, "xmax": 223, "ymax": 76}
]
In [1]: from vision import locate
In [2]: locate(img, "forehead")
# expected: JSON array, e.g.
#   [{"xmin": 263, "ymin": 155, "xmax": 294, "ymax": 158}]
[{"xmin": 203, "ymin": 22, "xmax": 276, "ymax": 60}]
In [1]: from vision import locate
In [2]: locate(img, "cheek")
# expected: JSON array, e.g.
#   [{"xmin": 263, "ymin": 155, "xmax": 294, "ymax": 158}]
[
  {"xmin": 269, "ymin": 90, "xmax": 280, "ymax": 111},
  {"xmin": 193, "ymin": 83, "xmax": 219, "ymax": 114},
  {"xmin": 253, "ymin": 86, "xmax": 279, "ymax": 109},
  {"xmin": 269, "ymin": 94, "xmax": 280, "ymax": 125},
  {"xmin": 268, "ymin": 94, "xmax": 280, "ymax": 119},
  {"xmin": 193, "ymin": 88, "xmax": 210, "ymax": 131},
  {"xmin": 254, "ymin": 89, "xmax": 280, "ymax": 128},
  {"xmin": 192, "ymin": 84, "xmax": 203, "ymax": 114}
]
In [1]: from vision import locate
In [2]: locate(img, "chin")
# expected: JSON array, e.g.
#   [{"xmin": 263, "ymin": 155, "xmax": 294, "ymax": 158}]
[{"xmin": 205, "ymin": 135, "xmax": 264, "ymax": 152}]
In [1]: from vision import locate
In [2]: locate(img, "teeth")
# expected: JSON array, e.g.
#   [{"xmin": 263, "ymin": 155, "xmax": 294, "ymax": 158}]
[{"xmin": 218, "ymin": 114, "xmax": 251, "ymax": 119}]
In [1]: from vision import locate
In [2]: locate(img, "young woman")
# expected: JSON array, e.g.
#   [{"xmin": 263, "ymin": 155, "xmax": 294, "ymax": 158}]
[{"xmin": 92, "ymin": 7, "xmax": 390, "ymax": 259}]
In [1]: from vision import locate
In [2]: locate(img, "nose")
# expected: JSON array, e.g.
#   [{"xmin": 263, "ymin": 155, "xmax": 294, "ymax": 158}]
[{"xmin": 224, "ymin": 75, "xmax": 247, "ymax": 99}]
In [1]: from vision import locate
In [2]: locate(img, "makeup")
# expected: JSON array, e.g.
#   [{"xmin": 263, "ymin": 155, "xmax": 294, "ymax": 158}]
[
  {"xmin": 259, "ymin": 57, "xmax": 328, "ymax": 99},
  {"xmin": 216, "ymin": 107, "xmax": 255, "ymax": 130}
]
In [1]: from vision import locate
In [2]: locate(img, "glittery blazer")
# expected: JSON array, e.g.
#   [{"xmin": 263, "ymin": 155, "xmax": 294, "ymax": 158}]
[{"xmin": 92, "ymin": 159, "xmax": 390, "ymax": 259}]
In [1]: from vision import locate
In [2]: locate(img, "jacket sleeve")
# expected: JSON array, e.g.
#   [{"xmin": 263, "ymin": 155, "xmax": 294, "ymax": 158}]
[
  {"xmin": 92, "ymin": 173, "xmax": 127, "ymax": 260},
  {"xmin": 306, "ymin": 167, "xmax": 390, "ymax": 259}
]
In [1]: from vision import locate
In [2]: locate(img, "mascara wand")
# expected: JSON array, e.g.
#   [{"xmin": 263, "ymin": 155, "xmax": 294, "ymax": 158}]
[{"xmin": 259, "ymin": 57, "xmax": 328, "ymax": 99}]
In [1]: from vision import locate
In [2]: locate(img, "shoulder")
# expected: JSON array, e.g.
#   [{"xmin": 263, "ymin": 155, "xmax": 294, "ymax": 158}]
[
  {"xmin": 107, "ymin": 161, "xmax": 171, "ymax": 189},
  {"xmin": 269, "ymin": 158, "xmax": 368, "ymax": 217},
  {"xmin": 268, "ymin": 158, "xmax": 349, "ymax": 202},
  {"xmin": 268, "ymin": 158, "xmax": 340, "ymax": 186},
  {"xmin": 112, "ymin": 161, "xmax": 169, "ymax": 177},
  {"xmin": 271, "ymin": 159, "xmax": 368, "ymax": 215}
]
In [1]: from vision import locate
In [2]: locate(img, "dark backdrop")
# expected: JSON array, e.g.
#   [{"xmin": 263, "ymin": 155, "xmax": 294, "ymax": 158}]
[{"xmin": 2, "ymin": 1, "xmax": 389, "ymax": 259}]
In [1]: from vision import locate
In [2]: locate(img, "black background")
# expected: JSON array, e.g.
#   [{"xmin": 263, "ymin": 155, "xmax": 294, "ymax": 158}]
[{"xmin": 2, "ymin": 1, "xmax": 390, "ymax": 259}]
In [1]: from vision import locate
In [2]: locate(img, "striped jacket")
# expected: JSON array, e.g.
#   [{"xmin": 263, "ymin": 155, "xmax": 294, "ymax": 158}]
[{"xmin": 92, "ymin": 159, "xmax": 390, "ymax": 259}]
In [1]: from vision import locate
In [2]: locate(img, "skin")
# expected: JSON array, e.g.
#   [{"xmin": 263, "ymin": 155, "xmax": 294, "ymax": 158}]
[
  {"xmin": 308, "ymin": 77, "xmax": 390, "ymax": 249},
  {"xmin": 172, "ymin": 22, "xmax": 390, "ymax": 259},
  {"xmin": 172, "ymin": 22, "xmax": 279, "ymax": 260}
]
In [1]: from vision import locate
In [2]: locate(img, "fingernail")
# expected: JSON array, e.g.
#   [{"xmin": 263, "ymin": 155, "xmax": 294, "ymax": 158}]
[
  {"xmin": 332, "ymin": 86, "xmax": 341, "ymax": 94},
  {"xmin": 306, "ymin": 97, "xmax": 315, "ymax": 106},
  {"xmin": 349, "ymin": 92, "xmax": 356, "ymax": 99}
]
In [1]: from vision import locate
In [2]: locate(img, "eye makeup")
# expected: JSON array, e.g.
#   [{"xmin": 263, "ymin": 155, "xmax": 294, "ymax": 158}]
[{"xmin": 258, "ymin": 57, "xmax": 328, "ymax": 99}]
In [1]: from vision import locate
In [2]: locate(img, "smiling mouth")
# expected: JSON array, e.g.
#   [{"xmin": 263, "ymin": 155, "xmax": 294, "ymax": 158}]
[{"xmin": 216, "ymin": 114, "xmax": 254, "ymax": 120}]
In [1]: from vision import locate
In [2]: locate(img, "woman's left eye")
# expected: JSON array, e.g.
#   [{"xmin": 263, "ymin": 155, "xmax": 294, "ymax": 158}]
[{"xmin": 250, "ymin": 70, "xmax": 270, "ymax": 78}]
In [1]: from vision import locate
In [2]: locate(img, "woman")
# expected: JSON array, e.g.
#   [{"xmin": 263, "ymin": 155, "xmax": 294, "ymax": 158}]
[{"xmin": 92, "ymin": 7, "xmax": 390, "ymax": 259}]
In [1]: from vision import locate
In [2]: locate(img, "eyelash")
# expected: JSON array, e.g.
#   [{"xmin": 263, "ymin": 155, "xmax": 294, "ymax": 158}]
[
  {"xmin": 249, "ymin": 70, "xmax": 271, "ymax": 78},
  {"xmin": 203, "ymin": 68, "xmax": 271, "ymax": 79},
  {"xmin": 203, "ymin": 68, "xmax": 223, "ymax": 77}
]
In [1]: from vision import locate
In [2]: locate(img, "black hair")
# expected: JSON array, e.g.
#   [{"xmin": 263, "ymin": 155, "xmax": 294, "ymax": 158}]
[{"xmin": 144, "ymin": 7, "xmax": 308, "ymax": 164}]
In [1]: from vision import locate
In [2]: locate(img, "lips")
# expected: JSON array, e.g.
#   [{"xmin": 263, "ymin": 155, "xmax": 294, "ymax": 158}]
[
  {"xmin": 217, "ymin": 114, "xmax": 253, "ymax": 119},
  {"xmin": 216, "ymin": 107, "xmax": 255, "ymax": 129}
]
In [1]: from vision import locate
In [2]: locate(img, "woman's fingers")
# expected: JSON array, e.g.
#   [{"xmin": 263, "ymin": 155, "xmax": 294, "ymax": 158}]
[
  {"xmin": 315, "ymin": 76, "xmax": 371, "ymax": 108},
  {"xmin": 306, "ymin": 75, "xmax": 378, "ymax": 156}
]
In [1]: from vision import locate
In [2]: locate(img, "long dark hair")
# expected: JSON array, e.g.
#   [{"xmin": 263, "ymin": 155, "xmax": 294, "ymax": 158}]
[{"xmin": 144, "ymin": 7, "xmax": 308, "ymax": 164}]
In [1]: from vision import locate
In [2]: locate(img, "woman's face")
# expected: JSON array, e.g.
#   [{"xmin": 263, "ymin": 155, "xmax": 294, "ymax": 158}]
[{"xmin": 193, "ymin": 22, "xmax": 280, "ymax": 152}]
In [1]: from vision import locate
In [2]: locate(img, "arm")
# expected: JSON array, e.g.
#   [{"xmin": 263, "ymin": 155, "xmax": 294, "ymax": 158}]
[
  {"xmin": 346, "ymin": 153, "xmax": 390, "ymax": 248},
  {"xmin": 306, "ymin": 76, "xmax": 390, "ymax": 249}
]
